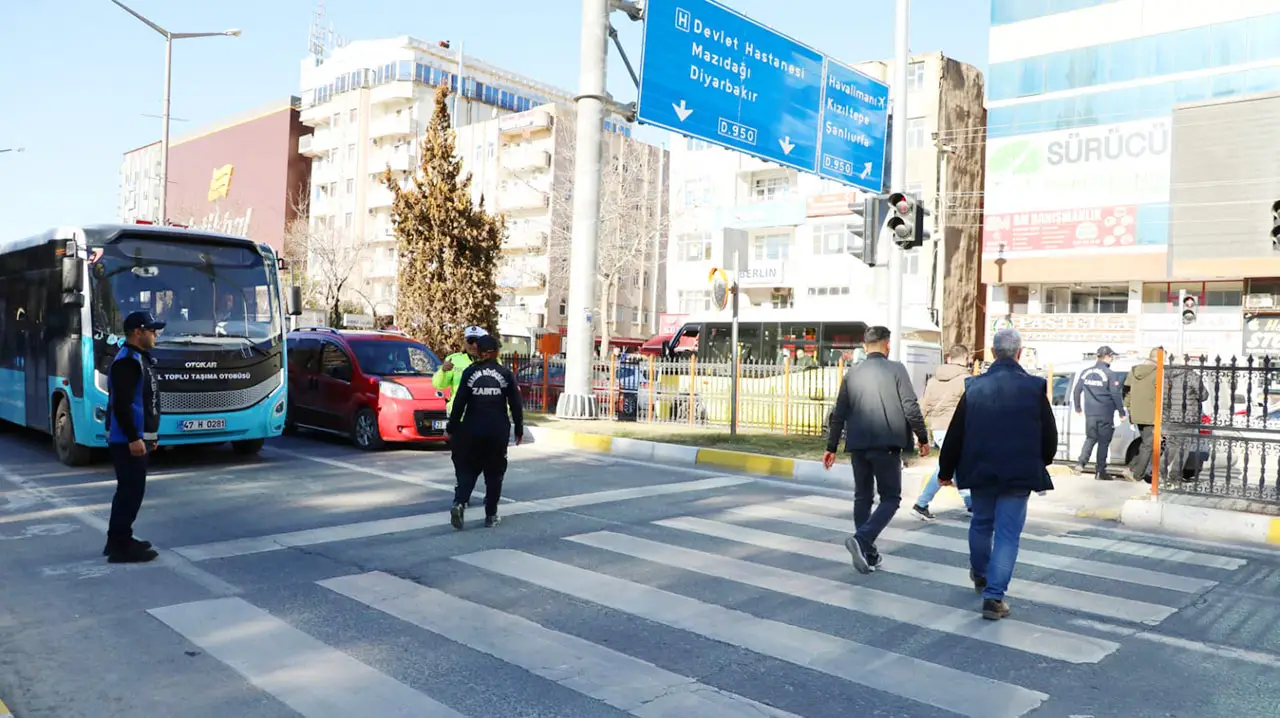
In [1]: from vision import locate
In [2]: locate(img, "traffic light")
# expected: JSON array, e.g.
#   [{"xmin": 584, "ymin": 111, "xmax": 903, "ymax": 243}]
[
  {"xmin": 1182, "ymin": 294, "xmax": 1198, "ymax": 325},
  {"xmin": 856, "ymin": 197, "xmax": 888, "ymax": 267},
  {"xmin": 886, "ymin": 191, "xmax": 929, "ymax": 250},
  {"xmin": 1271, "ymin": 199, "xmax": 1280, "ymax": 249}
]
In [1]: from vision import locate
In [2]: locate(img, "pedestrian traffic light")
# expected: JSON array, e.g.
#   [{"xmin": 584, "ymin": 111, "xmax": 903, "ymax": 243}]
[
  {"xmin": 1182, "ymin": 294, "xmax": 1198, "ymax": 325},
  {"xmin": 1271, "ymin": 199, "xmax": 1280, "ymax": 249},
  {"xmin": 886, "ymin": 191, "xmax": 929, "ymax": 250}
]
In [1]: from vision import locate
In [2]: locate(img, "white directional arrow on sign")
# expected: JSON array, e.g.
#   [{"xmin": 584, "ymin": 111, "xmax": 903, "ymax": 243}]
[
  {"xmin": 672, "ymin": 100, "xmax": 693, "ymax": 121},
  {"xmin": 779, "ymin": 136, "xmax": 795, "ymax": 155},
  {"xmin": 860, "ymin": 162, "xmax": 873, "ymax": 179}
]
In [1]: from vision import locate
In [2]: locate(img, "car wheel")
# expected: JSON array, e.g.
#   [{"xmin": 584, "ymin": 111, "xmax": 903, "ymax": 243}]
[
  {"xmin": 353, "ymin": 408, "xmax": 384, "ymax": 451},
  {"xmin": 53, "ymin": 400, "xmax": 92, "ymax": 467}
]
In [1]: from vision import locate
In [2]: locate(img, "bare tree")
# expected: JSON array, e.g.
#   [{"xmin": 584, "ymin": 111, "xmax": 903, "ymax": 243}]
[
  {"xmin": 543, "ymin": 126, "xmax": 667, "ymax": 357},
  {"xmin": 283, "ymin": 196, "xmax": 369, "ymax": 328}
]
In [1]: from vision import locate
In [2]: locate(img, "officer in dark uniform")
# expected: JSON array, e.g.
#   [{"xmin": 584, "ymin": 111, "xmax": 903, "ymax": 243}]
[
  {"xmin": 1072, "ymin": 345, "xmax": 1126, "ymax": 480},
  {"xmin": 103, "ymin": 310, "xmax": 164, "ymax": 563},
  {"xmin": 446, "ymin": 334, "xmax": 523, "ymax": 530}
]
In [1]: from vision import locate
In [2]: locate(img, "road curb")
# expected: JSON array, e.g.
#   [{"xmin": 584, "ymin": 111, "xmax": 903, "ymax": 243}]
[
  {"xmin": 1, "ymin": 696, "xmax": 12, "ymax": 718},
  {"xmin": 1121, "ymin": 497, "xmax": 1280, "ymax": 545}
]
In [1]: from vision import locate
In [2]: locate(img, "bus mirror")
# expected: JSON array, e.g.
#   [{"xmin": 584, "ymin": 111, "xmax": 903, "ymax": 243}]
[
  {"xmin": 286, "ymin": 285, "xmax": 303, "ymax": 316},
  {"xmin": 61, "ymin": 292, "xmax": 84, "ymax": 308},
  {"xmin": 61, "ymin": 256, "xmax": 83, "ymax": 293}
]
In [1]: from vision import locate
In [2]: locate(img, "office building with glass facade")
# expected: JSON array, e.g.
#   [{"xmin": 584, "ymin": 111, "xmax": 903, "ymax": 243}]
[{"xmin": 982, "ymin": 0, "xmax": 1280, "ymax": 364}]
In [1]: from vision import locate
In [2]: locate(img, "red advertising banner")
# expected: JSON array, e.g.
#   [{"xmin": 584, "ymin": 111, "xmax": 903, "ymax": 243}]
[{"xmin": 983, "ymin": 205, "xmax": 1138, "ymax": 253}]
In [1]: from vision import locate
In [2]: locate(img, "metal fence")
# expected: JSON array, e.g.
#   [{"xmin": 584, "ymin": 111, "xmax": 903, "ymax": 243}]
[
  {"xmin": 1158, "ymin": 354, "xmax": 1280, "ymax": 504},
  {"xmin": 503, "ymin": 353, "xmax": 848, "ymax": 436}
]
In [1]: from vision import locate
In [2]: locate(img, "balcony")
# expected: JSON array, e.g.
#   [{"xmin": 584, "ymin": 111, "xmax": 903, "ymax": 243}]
[
  {"xmin": 369, "ymin": 114, "xmax": 415, "ymax": 139},
  {"xmin": 500, "ymin": 269, "xmax": 547, "ymax": 292},
  {"xmin": 371, "ymin": 81, "xmax": 416, "ymax": 107},
  {"xmin": 498, "ymin": 110, "xmax": 553, "ymax": 137},
  {"xmin": 371, "ymin": 148, "xmax": 415, "ymax": 175},
  {"xmin": 365, "ymin": 261, "xmax": 398, "ymax": 280},
  {"xmin": 498, "ymin": 187, "xmax": 550, "ymax": 214},
  {"xmin": 367, "ymin": 187, "xmax": 396, "ymax": 210},
  {"xmin": 505, "ymin": 230, "xmax": 548, "ymax": 253},
  {"xmin": 297, "ymin": 135, "xmax": 324, "ymax": 158},
  {"xmin": 300, "ymin": 105, "xmax": 332, "ymax": 127},
  {"xmin": 503, "ymin": 148, "xmax": 551, "ymax": 173}
]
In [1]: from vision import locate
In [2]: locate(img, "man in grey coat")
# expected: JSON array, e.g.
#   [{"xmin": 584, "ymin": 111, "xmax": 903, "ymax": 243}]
[{"xmin": 824, "ymin": 326, "xmax": 930, "ymax": 574}]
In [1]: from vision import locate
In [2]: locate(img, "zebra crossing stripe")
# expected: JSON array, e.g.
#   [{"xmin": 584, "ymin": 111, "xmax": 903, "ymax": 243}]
[
  {"xmin": 566, "ymin": 530, "xmax": 1119, "ymax": 664},
  {"xmin": 455, "ymin": 548, "xmax": 1050, "ymax": 718},
  {"xmin": 172, "ymin": 476, "xmax": 751, "ymax": 562},
  {"xmin": 746, "ymin": 500, "xmax": 1217, "ymax": 594},
  {"xmin": 148, "ymin": 597, "xmax": 465, "ymax": 717},
  {"xmin": 319, "ymin": 571, "xmax": 803, "ymax": 718},
  {"xmin": 656, "ymin": 515, "xmax": 1178, "ymax": 625},
  {"xmin": 801, "ymin": 495, "xmax": 1244, "ymax": 571}
]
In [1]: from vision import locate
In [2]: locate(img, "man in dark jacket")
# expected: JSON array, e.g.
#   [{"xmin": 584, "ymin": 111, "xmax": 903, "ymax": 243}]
[
  {"xmin": 104, "ymin": 310, "xmax": 164, "ymax": 564},
  {"xmin": 1073, "ymin": 345, "xmax": 1126, "ymax": 480},
  {"xmin": 446, "ymin": 334, "xmax": 524, "ymax": 530},
  {"xmin": 823, "ymin": 326, "xmax": 929, "ymax": 574},
  {"xmin": 939, "ymin": 329, "xmax": 1056, "ymax": 621}
]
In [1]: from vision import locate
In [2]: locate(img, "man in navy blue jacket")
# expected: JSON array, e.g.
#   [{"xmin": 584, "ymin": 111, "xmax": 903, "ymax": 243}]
[
  {"xmin": 938, "ymin": 329, "xmax": 1057, "ymax": 620},
  {"xmin": 1072, "ymin": 345, "xmax": 1126, "ymax": 480}
]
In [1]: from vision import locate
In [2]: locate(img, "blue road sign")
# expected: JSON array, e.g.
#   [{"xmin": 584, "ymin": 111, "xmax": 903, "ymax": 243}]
[{"xmin": 637, "ymin": 0, "xmax": 891, "ymax": 194}]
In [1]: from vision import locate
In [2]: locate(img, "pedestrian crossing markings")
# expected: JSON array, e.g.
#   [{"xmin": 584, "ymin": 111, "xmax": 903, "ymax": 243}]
[{"xmin": 150, "ymin": 491, "xmax": 1244, "ymax": 718}]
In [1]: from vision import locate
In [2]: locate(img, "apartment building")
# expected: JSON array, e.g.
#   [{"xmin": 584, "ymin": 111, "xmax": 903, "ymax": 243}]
[
  {"xmin": 664, "ymin": 52, "xmax": 986, "ymax": 350},
  {"xmin": 982, "ymin": 0, "xmax": 1280, "ymax": 364},
  {"xmin": 295, "ymin": 36, "xmax": 580, "ymax": 320},
  {"xmin": 455, "ymin": 105, "xmax": 666, "ymax": 352}
]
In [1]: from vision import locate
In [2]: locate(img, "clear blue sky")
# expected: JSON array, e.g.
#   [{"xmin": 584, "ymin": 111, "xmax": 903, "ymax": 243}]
[{"xmin": 0, "ymin": 0, "xmax": 990, "ymax": 239}]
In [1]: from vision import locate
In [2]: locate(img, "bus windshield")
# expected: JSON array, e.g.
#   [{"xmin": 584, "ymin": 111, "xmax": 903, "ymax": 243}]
[{"xmin": 89, "ymin": 236, "xmax": 281, "ymax": 344}]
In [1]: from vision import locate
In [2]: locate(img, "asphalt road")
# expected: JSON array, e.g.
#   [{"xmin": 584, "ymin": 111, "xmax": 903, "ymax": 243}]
[{"xmin": 2, "ymin": 424, "xmax": 1280, "ymax": 718}]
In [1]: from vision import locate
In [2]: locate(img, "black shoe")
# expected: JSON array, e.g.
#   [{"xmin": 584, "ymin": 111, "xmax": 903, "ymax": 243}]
[
  {"xmin": 970, "ymin": 569, "xmax": 987, "ymax": 595},
  {"xmin": 844, "ymin": 536, "xmax": 872, "ymax": 574},
  {"xmin": 107, "ymin": 543, "xmax": 159, "ymax": 564},
  {"xmin": 484, "ymin": 515, "xmax": 501, "ymax": 528},
  {"xmin": 450, "ymin": 503, "xmax": 465, "ymax": 530},
  {"xmin": 910, "ymin": 504, "xmax": 936, "ymax": 521},
  {"xmin": 867, "ymin": 550, "xmax": 883, "ymax": 571},
  {"xmin": 102, "ymin": 537, "xmax": 153, "ymax": 557},
  {"xmin": 1095, "ymin": 473, "xmax": 1115, "ymax": 481},
  {"xmin": 982, "ymin": 598, "xmax": 1011, "ymax": 620}
]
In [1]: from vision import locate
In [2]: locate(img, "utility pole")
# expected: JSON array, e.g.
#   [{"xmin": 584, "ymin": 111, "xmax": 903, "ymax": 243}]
[
  {"xmin": 649, "ymin": 148, "xmax": 665, "ymax": 335},
  {"xmin": 886, "ymin": 0, "xmax": 909, "ymax": 361},
  {"xmin": 557, "ymin": 0, "xmax": 610, "ymax": 419}
]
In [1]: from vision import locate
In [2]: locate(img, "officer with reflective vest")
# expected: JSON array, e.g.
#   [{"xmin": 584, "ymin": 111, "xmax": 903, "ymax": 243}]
[
  {"xmin": 103, "ymin": 310, "xmax": 164, "ymax": 563},
  {"xmin": 1072, "ymin": 345, "xmax": 1127, "ymax": 480}
]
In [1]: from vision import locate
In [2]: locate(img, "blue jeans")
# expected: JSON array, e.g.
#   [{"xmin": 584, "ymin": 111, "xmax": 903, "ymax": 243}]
[
  {"xmin": 916, "ymin": 430, "xmax": 972, "ymax": 509},
  {"xmin": 968, "ymin": 490, "xmax": 1030, "ymax": 601}
]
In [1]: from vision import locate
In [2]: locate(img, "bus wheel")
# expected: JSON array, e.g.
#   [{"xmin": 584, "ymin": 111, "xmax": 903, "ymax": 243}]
[
  {"xmin": 231, "ymin": 439, "xmax": 265, "ymax": 456},
  {"xmin": 53, "ymin": 401, "xmax": 92, "ymax": 467}
]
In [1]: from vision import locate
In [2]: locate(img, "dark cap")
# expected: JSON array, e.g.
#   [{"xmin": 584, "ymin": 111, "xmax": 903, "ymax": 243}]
[
  {"xmin": 475, "ymin": 334, "xmax": 499, "ymax": 352},
  {"xmin": 123, "ymin": 310, "xmax": 166, "ymax": 333},
  {"xmin": 1096, "ymin": 345, "xmax": 1115, "ymax": 357}
]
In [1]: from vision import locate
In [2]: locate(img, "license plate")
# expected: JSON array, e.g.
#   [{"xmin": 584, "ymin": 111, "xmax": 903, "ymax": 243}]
[
  {"xmin": 182, "ymin": 419, "xmax": 226, "ymax": 432},
  {"xmin": 432, "ymin": 420, "xmax": 448, "ymax": 430}
]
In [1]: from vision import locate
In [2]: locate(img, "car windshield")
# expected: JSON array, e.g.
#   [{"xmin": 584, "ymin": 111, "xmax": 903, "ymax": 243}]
[
  {"xmin": 349, "ymin": 339, "xmax": 439, "ymax": 376},
  {"xmin": 89, "ymin": 235, "xmax": 281, "ymax": 343}
]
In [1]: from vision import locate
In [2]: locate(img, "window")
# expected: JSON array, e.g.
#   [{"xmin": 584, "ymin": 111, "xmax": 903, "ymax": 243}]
[
  {"xmin": 751, "ymin": 175, "xmax": 790, "ymax": 202},
  {"xmin": 345, "ymin": 213, "xmax": 353, "ymax": 229},
  {"xmin": 328, "ymin": 182, "xmax": 337, "ymax": 196},
  {"xmin": 677, "ymin": 290, "xmax": 711, "ymax": 314},
  {"xmin": 1063, "ymin": 284, "xmax": 1129, "ymax": 314},
  {"xmin": 751, "ymin": 232, "xmax": 791, "ymax": 261},
  {"xmin": 348, "ymin": 109, "xmax": 357, "ymax": 122},
  {"xmin": 1144, "ymin": 281, "xmax": 1242, "ymax": 311},
  {"xmin": 1008, "ymin": 285, "xmax": 1029, "ymax": 313},
  {"xmin": 347, "ymin": 144, "xmax": 356, "ymax": 162},
  {"xmin": 346, "ymin": 179, "xmax": 355, "ymax": 194},
  {"xmin": 682, "ymin": 179, "xmax": 712, "ymax": 207},
  {"xmin": 771, "ymin": 291, "xmax": 793, "ymax": 309},
  {"xmin": 349, "ymin": 339, "xmax": 439, "ymax": 376},
  {"xmin": 676, "ymin": 232, "xmax": 713, "ymax": 262},
  {"xmin": 812, "ymin": 222, "xmax": 858, "ymax": 255},
  {"xmin": 906, "ymin": 62, "xmax": 926, "ymax": 91},
  {"xmin": 906, "ymin": 118, "xmax": 927, "ymax": 150},
  {"xmin": 320, "ymin": 343, "xmax": 352, "ymax": 381}
]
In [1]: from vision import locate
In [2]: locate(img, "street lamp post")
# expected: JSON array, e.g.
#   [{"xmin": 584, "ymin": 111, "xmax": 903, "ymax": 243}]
[{"xmin": 110, "ymin": 1, "xmax": 240, "ymax": 225}]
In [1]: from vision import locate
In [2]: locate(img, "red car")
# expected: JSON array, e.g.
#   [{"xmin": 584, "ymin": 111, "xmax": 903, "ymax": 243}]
[{"xmin": 284, "ymin": 327, "xmax": 448, "ymax": 450}]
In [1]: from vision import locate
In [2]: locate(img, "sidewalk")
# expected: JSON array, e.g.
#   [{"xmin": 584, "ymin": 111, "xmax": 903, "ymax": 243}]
[{"xmin": 525, "ymin": 416, "xmax": 1146, "ymax": 520}]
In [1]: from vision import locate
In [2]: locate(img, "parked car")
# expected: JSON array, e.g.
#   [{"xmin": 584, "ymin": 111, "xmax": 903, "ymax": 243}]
[{"xmin": 284, "ymin": 327, "xmax": 446, "ymax": 450}]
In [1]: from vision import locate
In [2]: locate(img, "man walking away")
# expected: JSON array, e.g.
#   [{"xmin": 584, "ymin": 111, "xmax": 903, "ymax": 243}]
[
  {"xmin": 911, "ymin": 344, "xmax": 974, "ymax": 520},
  {"xmin": 446, "ymin": 335, "xmax": 524, "ymax": 530},
  {"xmin": 1123, "ymin": 348, "xmax": 1161, "ymax": 482},
  {"xmin": 823, "ymin": 326, "xmax": 930, "ymax": 574},
  {"xmin": 103, "ymin": 311, "xmax": 164, "ymax": 563},
  {"xmin": 938, "ymin": 329, "xmax": 1056, "ymax": 620},
  {"xmin": 1073, "ymin": 345, "xmax": 1126, "ymax": 480}
]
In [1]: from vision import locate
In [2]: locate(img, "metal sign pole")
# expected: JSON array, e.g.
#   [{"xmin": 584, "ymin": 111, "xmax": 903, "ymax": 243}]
[
  {"xmin": 1176, "ymin": 288, "xmax": 1186, "ymax": 359},
  {"xmin": 729, "ymin": 268, "xmax": 740, "ymax": 437}
]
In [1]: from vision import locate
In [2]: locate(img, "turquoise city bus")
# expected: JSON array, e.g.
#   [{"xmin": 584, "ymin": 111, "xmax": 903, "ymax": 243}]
[{"xmin": 0, "ymin": 223, "xmax": 302, "ymax": 465}]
